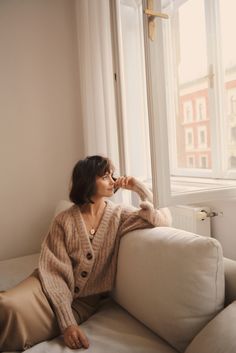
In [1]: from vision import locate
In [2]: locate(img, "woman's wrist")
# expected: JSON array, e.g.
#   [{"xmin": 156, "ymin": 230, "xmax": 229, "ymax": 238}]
[
  {"xmin": 131, "ymin": 178, "xmax": 153, "ymax": 202},
  {"xmin": 114, "ymin": 176, "xmax": 153, "ymax": 202}
]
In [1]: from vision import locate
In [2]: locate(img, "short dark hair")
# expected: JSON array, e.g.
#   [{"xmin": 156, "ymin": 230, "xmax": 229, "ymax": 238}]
[{"xmin": 69, "ymin": 155, "xmax": 114, "ymax": 205}]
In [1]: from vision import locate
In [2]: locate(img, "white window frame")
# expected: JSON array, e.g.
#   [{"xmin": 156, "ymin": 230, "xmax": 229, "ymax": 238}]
[
  {"xmin": 111, "ymin": 0, "xmax": 236, "ymax": 207},
  {"xmin": 110, "ymin": 0, "xmax": 151, "ymax": 191},
  {"xmin": 142, "ymin": 0, "xmax": 236, "ymax": 206}
]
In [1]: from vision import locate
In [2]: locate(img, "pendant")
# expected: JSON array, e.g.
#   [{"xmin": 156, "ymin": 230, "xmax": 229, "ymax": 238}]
[
  {"xmin": 89, "ymin": 234, "xmax": 94, "ymax": 241},
  {"xmin": 90, "ymin": 228, "xmax": 96, "ymax": 235}
]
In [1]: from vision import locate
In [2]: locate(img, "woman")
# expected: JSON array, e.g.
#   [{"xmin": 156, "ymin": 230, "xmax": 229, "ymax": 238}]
[{"xmin": 0, "ymin": 155, "xmax": 171, "ymax": 351}]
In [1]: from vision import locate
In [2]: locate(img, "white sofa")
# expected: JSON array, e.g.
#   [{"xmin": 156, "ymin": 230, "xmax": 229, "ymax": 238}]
[{"xmin": 1, "ymin": 203, "xmax": 236, "ymax": 353}]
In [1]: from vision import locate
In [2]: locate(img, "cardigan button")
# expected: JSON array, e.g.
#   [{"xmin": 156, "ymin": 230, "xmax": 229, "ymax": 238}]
[
  {"xmin": 81, "ymin": 271, "xmax": 88, "ymax": 278},
  {"xmin": 86, "ymin": 252, "xmax": 93, "ymax": 260},
  {"xmin": 74, "ymin": 286, "xmax": 80, "ymax": 293}
]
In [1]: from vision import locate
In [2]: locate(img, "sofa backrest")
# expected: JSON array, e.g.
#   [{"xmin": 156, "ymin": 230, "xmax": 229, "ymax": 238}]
[{"xmin": 113, "ymin": 227, "xmax": 225, "ymax": 353}]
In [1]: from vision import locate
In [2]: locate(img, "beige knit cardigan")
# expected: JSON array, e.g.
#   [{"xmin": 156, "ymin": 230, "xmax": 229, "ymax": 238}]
[{"xmin": 38, "ymin": 181, "xmax": 171, "ymax": 332}]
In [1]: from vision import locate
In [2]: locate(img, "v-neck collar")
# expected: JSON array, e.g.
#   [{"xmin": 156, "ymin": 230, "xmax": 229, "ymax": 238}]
[
  {"xmin": 72, "ymin": 200, "xmax": 114, "ymax": 255},
  {"xmin": 79, "ymin": 202, "xmax": 107, "ymax": 237}
]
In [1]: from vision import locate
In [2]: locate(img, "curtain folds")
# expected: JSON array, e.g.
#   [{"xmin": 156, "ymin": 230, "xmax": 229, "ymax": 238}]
[{"xmin": 75, "ymin": 0, "xmax": 119, "ymax": 168}]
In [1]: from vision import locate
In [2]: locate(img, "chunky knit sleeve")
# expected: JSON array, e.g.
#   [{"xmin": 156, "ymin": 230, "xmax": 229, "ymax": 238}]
[
  {"xmin": 38, "ymin": 215, "xmax": 77, "ymax": 332},
  {"xmin": 118, "ymin": 179, "xmax": 172, "ymax": 236}
]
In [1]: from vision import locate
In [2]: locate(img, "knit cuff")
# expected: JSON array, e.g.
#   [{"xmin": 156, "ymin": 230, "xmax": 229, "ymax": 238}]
[
  {"xmin": 138, "ymin": 202, "xmax": 172, "ymax": 227},
  {"xmin": 139, "ymin": 200, "xmax": 153, "ymax": 210},
  {"xmin": 132, "ymin": 179, "xmax": 153, "ymax": 202},
  {"xmin": 55, "ymin": 301, "xmax": 78, "ymax": 332}
]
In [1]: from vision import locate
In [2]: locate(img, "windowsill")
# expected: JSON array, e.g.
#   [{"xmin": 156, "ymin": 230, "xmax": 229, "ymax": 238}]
[{"xmin": 171, "ymin": 176, "xmax": 236, "ymax": 194}]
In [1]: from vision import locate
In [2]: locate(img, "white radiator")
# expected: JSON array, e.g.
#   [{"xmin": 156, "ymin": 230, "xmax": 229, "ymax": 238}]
[{"xmin": 169, "ymin": 205, "xmax": 212, "ymax": 237}]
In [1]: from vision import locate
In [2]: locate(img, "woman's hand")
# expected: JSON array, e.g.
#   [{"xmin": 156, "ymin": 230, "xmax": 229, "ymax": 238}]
[
  {"xmin": 63, "ymin": 324, "xmax": 89, "ymax": 349},
  {"xmin": 114, "ymin": 176, "xmax": 136, "ymax": 191}
]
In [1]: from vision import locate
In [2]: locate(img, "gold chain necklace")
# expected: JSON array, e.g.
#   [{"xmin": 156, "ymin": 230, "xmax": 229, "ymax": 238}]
[{"xmin": 82, "ymin": 203, "xmax": 106, "ymax": 241}]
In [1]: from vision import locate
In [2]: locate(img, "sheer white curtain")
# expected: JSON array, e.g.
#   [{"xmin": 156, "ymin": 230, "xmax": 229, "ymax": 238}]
[{"xmin": 75, "ymin": 0, "xmax": 119, "ymax": 169}]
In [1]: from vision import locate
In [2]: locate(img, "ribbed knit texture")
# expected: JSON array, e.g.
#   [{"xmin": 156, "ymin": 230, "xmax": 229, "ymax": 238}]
[{"xmin": 38, "ymin": 180, "xmax": 171, "ymax": 332}]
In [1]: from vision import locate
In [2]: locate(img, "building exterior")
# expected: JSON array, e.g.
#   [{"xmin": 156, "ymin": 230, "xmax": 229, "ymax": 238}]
[{"xmin": 177, "ymin": 66, "xmax": 236, "ymax": 170}]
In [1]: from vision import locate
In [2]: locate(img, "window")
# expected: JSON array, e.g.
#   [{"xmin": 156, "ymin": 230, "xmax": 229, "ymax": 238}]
[
  {"xmin": 143, "ymin": 0, "xmax": 236, "ymax": 206},
  {"xmin": 185, "ymin": 128, "xmax": 194, "ymax": 150},
  {"xmin": 200, "ymin": 155, "xmax": 208, "ymax": 169},
  {"xmin": 227, "ymin": 89, "xmax": 236, "ymax": 117},
  {"xmin": 197, "ymin": 126, "xmax": 207, "ymax": 148},
  {"xmin": 183, "ymin": 101, "xmax": 193, "ymax": 123},
  {"xmin": 196, "ymin": 97, "xmax": 207, "ymax": 121},
  {"xmin": 230, "ymin": 94, "xmax": 236, "ymax": 115},
  {"xmin": 112, "ymin": 0, "xmax": 236, "ymax": 207},
  {"xmin": 111, "ymin": 0, "xmax": 151, "ymax": 182},
  {"xmin": 231, "ymin": 126, "xmax": 236, "ymax": 143},
  {"xmin": 187, "ymin": 155, "xmax": 195, "ymax": 168},
  {"xmin": 230, "ymin": 156, "xmax": 236, "ymax": 168}
]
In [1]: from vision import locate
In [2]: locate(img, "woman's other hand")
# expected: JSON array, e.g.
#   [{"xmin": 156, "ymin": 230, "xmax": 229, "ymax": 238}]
[
  {"xmin": 114, "ymin": 176, "xmax": 136, "ymax": 191},
  {"xmin": 63, "ymin": 324, "xmax": 89, "ymax": 349}
]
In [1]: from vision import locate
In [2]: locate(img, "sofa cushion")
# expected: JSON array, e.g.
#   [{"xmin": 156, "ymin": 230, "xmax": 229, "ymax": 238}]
[
  {"xmin": 3, "ymin": 300, "xmax": 178, "ymax": 353},
  {"xmin": 185, "ymin": 301, "xmax": 236, "ymax": 353},
  {"xmin": 113, "ymin": 227, "xmax": 225, "ymax": 353}
]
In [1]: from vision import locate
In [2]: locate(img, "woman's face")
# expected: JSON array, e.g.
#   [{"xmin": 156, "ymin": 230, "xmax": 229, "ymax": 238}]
[{"xmin": 95, "ymin": 171, "xmax": 115, "ymax": 198}]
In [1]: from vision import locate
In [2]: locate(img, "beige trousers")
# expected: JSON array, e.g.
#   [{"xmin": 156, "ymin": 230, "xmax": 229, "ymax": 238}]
[{"xmin": 0, "ymin": 270, "xmax": 103, "ymax": 351}]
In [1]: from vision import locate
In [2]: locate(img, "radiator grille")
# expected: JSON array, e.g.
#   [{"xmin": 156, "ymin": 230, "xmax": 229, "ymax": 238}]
[{"xmin": 169, "ymin": 205, "xmax": 211, "ymax": 237}]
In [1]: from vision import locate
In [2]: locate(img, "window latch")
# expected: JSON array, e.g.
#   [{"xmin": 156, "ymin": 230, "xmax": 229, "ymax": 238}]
[{"xmin": 144, "ymin": 0, "xmax": 169, "ymax": 41}]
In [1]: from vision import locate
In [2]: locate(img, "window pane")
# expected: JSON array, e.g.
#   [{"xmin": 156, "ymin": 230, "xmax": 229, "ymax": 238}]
[
  {"xmin": 118, "ymin": 0, "xmax": 151, "ymax": 179},
  {"xmin": 141, "ymin": 0, "xmax": 236, "ymax": 205},
  {"xmin": 170, "ymin": 0, "xmax": 212, "ymax": 171},
  {"xmin": 219, "ymin": 0, "xmax": 236, "ymax": 171}
]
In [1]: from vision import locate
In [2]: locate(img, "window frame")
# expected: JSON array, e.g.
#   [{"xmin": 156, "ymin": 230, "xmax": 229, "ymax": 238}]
[
  {"xmin": 142, "ymin": 0, "xmax": 236, "ymax": 206},
  {"xmin": 111, "ymin": 0, "xmax": 236, "ymax": 207}
]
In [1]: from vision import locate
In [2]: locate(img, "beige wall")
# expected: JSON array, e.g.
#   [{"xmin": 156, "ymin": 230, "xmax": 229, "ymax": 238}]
[{"xmin": 0, "ymin": 0, "xmax": 84, "ymax": 260}]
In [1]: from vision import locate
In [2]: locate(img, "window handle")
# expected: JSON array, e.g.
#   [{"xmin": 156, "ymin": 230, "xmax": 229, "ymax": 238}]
[
  {"xmin": 144, "ymin": 0, "xmax": 169, "ymax": 41},
  {"xmin": 144, "ymin": 9, "xmax": 169, "ymax": 20}
]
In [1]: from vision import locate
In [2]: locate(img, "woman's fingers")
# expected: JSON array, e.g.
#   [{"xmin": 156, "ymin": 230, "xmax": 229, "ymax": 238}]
[
  {"xmin": 70, "ymin": 332, "xmax": 82, "ymax": 349},
  {"xmin": 115, "ymin": 176, "xmax": 135, "ymax": 190},
  {"xmin": 64, "ymin": 325, "xmax": 89, "ymax": 349},
  {"xmin": 77, "ymin": 328, "xmax": 89, "ymax": 348}
]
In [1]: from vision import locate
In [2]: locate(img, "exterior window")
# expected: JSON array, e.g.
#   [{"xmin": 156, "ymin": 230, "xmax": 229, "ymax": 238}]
[
  {"xmin": 113, "ymin": 0, "xmax": 236, "ymax": 206},
  {"xmin": 198, "ymin": 126, "xmax": 207, "ymax": 148},
  {"xmin": 187, "ymin": 155, "xmax": 195, "ymax": 168},
  {"xmin": 185, "ymin": 128, "xmax": 194, "ymax": 150},
  {"xmin": 196, "ymin": 97, "xmax": 206, "ymax": 120},
  {"xmin": 200, "ymin": 155, "xmax": 208, "ymax": 169},
  {"xmin": 183, "ymin": 101, "xmax": 193, "ymax": 123},
  {"xmin": 231, "ymin": 126, "xmax": 236, "ymax": 143},
  {"xmin": 230, "ymin": 156, "xmax": 236, "ymax": 168},
  {"xmin": 230, "ymin": 95, "xmax": 236, "ymax": 115}
]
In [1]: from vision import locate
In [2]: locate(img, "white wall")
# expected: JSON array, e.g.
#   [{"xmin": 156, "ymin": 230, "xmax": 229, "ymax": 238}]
[
  {"xmin": 0, "ymin": 0, "xmax": 84, "ymax": 260},
  {"xmin": 197, "ymin": 200, "xmax": 236, "ymax": 261}
]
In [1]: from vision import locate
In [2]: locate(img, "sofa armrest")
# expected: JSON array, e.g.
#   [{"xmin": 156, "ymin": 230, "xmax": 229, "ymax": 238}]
[
  {"xmin": 113, "ymin": 227, "xmax": 224, "ymax": 353},
  {"xmin": 224, "ymin": 257, "xmax": 236, "ymax": 306},
  {"xmin": 185, "ymin": 301, "xmax": 236, "ymax": 353}
]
